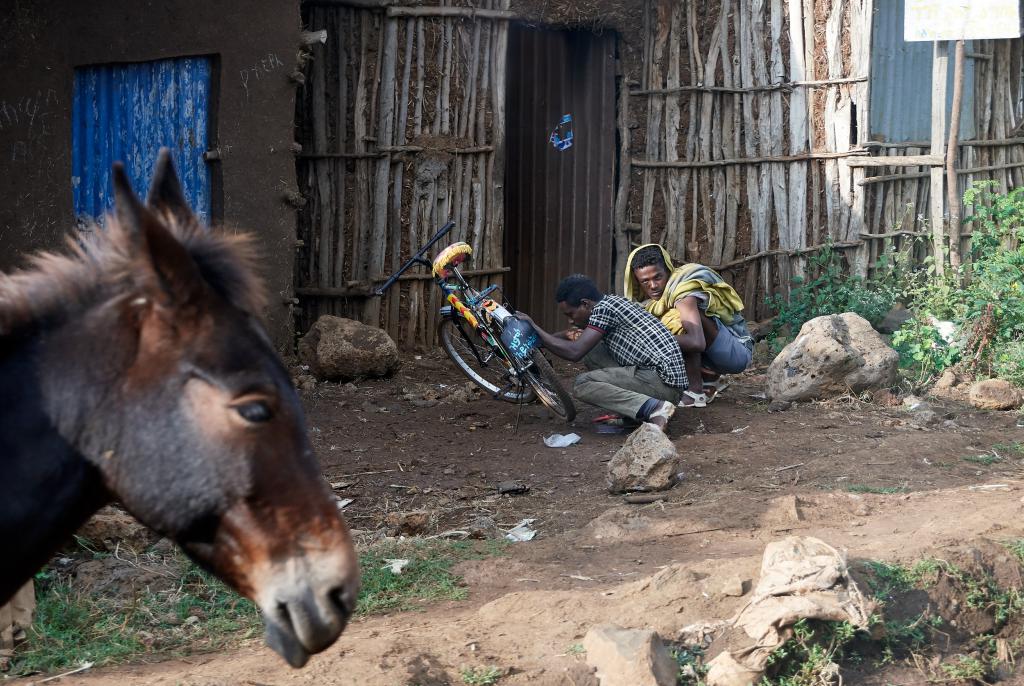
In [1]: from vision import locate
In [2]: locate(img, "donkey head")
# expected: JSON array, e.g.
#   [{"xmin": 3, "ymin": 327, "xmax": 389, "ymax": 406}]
[{"xmin": 85, "ymin": 151, "xmax": 358, "ymax": 666}]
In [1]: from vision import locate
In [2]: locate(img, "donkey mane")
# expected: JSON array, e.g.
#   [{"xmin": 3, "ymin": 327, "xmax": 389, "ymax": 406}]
[{"xmin": 0, "ymin": 214, "xmax": 267, "ymax": 338}]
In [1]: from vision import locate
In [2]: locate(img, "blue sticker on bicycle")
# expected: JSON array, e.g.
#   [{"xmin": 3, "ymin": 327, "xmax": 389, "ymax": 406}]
[
  {"xmin": 502, "ymin": 320, "xmax": 539, "ymax": 359},
  {"xmin": 550, "ymin": 114, "xmax": 573, "ymax": 151}
]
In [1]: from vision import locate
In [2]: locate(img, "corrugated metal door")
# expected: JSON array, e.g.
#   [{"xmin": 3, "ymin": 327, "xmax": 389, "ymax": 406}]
[
  {"xmin": 72, "ymin": 57, "xmax": 213, "ymax": 225},
  {"xmin": 504, "ymin": 26, "xmax": 617, "ymax": 333}
]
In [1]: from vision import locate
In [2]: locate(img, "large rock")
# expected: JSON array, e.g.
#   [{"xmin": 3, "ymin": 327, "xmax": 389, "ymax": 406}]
[
  {"xmin": 606, "ymin": 424, "xmax": 679, "ymax": 493},
  {"xmin": 968, "ymin": 379, "xmax": 1024, "ymax": 410},
  {"xmin": 766, "ymin": 313, "xmax": 899, "ymax": 402},
  {"xmin": 582, "ymin": 625, "xmax": 678, "ymax": 686},
  {"xmin": 75, "ymin": 506, "xmax": 159, "ymax": 552},
  {"xmin": 298, "ymin": 315, "xmax": 400, "ymax": 382}
]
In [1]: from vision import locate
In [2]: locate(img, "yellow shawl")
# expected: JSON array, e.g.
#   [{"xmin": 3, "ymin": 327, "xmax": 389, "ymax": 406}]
[{"xmin": 623, "ymin": 243, "xmax": 745, "ymax": 335}]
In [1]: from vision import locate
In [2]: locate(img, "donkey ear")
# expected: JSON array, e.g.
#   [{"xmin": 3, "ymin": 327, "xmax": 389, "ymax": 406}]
[
  {"xmin": 138, "ymin": 213, "xmax": 205, "ymax": 309},
  {"xmin": 145, "ymin": 148, "xmax": 195, "ymax": 226},
  {"xmin": 113, "ymin": 162, "xmax": 147, "ymax": 235}
]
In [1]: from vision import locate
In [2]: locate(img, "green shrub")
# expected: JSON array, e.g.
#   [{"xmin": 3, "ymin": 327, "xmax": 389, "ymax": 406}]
[
  {"xmin": 890, "ymin": 316, "xmax": 960, "ymax": 382},
  {"xmin": 767, "ymin": 243, "xmax": 903, "ymax": 338}
]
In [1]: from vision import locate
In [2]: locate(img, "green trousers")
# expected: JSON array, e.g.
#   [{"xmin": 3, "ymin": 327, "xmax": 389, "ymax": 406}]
[{"xmin": 573, "ymin": 342, "xmax": 682, "ymax": 419}]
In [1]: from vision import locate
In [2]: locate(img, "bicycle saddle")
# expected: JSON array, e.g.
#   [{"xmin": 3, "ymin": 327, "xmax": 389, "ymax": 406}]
[{"xmin": 432, "ymin": 242, "xmax": 472, "ymax": 278}]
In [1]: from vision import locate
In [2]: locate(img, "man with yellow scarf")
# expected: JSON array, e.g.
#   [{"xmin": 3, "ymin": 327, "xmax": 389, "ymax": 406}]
[{"xmin": 624, "ymin": 244, "xmax": 753, "ymax": 408}]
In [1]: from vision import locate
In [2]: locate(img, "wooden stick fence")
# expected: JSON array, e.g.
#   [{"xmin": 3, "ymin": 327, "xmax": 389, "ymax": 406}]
[{"xmin": 293, "ymin": 0, "xmax": 1024, "ymax": 343}]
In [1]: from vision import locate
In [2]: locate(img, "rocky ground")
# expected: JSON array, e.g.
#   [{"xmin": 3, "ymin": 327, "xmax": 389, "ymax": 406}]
[{"xmin": 15, "ymin": 351, "xmax": 1024, "ymax": 685}]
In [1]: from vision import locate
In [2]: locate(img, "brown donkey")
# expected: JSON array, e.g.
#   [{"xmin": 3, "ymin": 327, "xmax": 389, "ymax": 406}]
[{"xmin": 0, "ymin": 150, "xmax": 358, "ymax": 667}]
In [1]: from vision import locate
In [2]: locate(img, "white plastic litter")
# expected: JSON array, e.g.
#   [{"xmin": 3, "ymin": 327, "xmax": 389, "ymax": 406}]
[
  {"xmin": 543, "ymin": 432, "xmax": 581, "ymax": 448},
  {"xmin": 383, "ymin": 558, "xmax": 410, "ymax": 574},
  {"xmin": 335, "ymin": 498, "xmax": 354, "ymax": 510},
  {"xmin": 505, "ymin": 518, "xmax": 538, "ymax": 542}
]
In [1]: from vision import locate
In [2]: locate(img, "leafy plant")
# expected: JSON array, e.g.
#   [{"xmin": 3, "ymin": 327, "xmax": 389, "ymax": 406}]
[
  {"xmin": 891, "ymin": 316, "xmax": 961, "ymax": 382},
  {"xmin": 766, "ymin": 242, "xmax": 903, "ymax": 339},
  {"xmin": 672, "ymin": 643, "xmax": 709, "ymax": 685},
  {"xmin": 460, "ymin": 665, "xmax": 502, "ymax": 685},
  {"xmin": 760, "ymin": 619, "xmax": 857, "ymax": 686},
  {"xmin": 940, "ymin": 654, "xmax": 989, "ymax": 682}
]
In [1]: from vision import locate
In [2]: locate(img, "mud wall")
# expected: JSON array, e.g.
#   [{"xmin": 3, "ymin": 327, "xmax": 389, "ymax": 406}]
[{"xmin": 0, "ymin": 0, "xmax": 302, "ymax": 348}]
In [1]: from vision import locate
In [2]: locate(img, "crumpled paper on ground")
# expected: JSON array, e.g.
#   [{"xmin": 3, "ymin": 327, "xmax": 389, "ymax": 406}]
[
  {"xmin": 543, "ymin": 432, "xmax": 581, "ymax": 448},
  {"xmin": 679, "ymin": 536, "xmax": 874, "ymax": 686}
]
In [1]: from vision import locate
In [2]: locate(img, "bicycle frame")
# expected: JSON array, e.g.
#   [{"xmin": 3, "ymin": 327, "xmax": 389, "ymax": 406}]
[{"xmin": 377, "ymin": 222, "xmax": 531, "ymax": 392}]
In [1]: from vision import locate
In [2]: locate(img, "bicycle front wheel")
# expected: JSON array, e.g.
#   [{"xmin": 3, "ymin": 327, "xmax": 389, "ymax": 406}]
[
  {"xmin": 437, "ymin": 317, "xmax": 535, "ymax": 403},
  {"xmin": 522, "ymin": 349, "xmax": 577, "ymax": 422}
]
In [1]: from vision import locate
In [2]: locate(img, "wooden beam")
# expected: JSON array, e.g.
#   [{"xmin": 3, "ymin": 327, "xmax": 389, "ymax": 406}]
[
  {"xmin": 629, "ymin": 75, "xmax": 868, "ymax": 96},
  {"xmin": 845, "ymin": 154, "xmax": 945, "ymax": 167},
  {"xmin": 378, "ymin": 144, "xmax": 494, "ymax": 154},
  {"xmin": 930, "ymin": 40, "xmax": 948, "ymax": 276},
  {"xmin": 302, "ymin": 0, "xmax": 392, "ymax": 7},
  {"xmin": 947, "ymin": 39, "xmax": 966, "ymax": 269},
  {"xmin": 631, "ymin": 149, "xmax": 868, "ymax": 169},
  {"xmin": 866, "ymin": 136, "xmax": 1024, "ymax": 148},
  {"xmin": 386, "ymin": 6, "xmax": 517, "ymax": 19}
]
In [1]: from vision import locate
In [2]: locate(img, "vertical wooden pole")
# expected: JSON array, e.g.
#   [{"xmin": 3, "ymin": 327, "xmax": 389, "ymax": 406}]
[
  {"xmin": 946, "ymin": 39, "xmax": 966, "ymax": 270},
  {"xmin": 929, "ymin": 40, "xmax": 948, "ymax": 277}
]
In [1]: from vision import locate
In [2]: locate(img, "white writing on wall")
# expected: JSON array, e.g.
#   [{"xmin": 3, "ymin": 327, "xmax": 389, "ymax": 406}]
[
  {"xmin": 1, "ymin": 89, "xmax": 60, "ymax": 163},
  {"xmin": 240, "ymin": 53, "xmax": 286, "ymax": 98}
]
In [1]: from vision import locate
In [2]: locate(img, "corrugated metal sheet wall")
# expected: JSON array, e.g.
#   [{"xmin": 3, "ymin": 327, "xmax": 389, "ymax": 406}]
[
  {"xmin": 869, "ymin": 0, "xmax": 975, "ymax": 142},
  {"xmin": 72, "ymin": 56, "xmax": 212, "ymax": 224},
  {"xmin": 504, "ymin": 25, "xmax": 616, "ymax": 333}
]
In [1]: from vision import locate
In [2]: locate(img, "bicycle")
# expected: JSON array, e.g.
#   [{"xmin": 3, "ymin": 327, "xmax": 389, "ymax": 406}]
[{"xmin": 376, "ymin": 221, "xmax": 576, "ymax": 422}]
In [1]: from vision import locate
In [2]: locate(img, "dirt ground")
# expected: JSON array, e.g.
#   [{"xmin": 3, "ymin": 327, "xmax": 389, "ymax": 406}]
[{"xmin": 27, "ymin": 353, "xmax": 1024, "ymax": 685}]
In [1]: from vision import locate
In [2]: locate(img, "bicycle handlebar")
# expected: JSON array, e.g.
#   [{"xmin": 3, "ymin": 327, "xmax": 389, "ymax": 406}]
[{"xmin": 374, "ymin": 221, "xmax": 456, "ymax": 296}]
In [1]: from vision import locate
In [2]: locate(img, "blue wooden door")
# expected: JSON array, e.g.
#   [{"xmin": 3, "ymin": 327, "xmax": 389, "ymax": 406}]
[{"xmin": 72, "ymin": 56, "xmax": 212, "ymax": 225}]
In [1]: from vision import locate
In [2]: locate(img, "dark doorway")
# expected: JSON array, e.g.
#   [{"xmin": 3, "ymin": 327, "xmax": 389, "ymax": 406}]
[{"xmin": 504, "ymin": 25, "xmax": 617, "ymax": 332}]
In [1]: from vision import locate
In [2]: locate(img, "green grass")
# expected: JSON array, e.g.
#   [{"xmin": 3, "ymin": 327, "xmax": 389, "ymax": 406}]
[
  {"xmin": 940, "ymin": 655, "xmax": 989, "ymax": 681},
  {"xmin": 358, "ymin": 539, "xmax": 507, "ymax": 614},
  {"xmin": 993, "ymin": 441, "xmax": 1024, "ymax": 455},
  {"xmin": 13, "ymin": 539, "xmax": 507, "ymax": 677},
  {"xmin": 844, "ymin": 485, "xmax": 909, "ymax": 495},
  {"xmin": 1005, "ymin": 539, "xmax": 1024, "ymax": 566},
  {"xmin": 460, "ymin": 665, "xmax": 503, "ymax": 685},
  {"xmin": 760, "ymin": 619, "xmax": 857, "ymax": 686},
  {"xmin": 861, "ymin": 559, "xmax": 941, "ymax": 601},
  {"xmin": 963, "ymin": 453, "xmax": 1003, "ymax": 465},
  {"xmin": 673, "ymin": 644, "xmax": 709, "ymax": 685},
  {"xmin": 14, "ymin": 561, "xmax": 261, "ymax": 676}
]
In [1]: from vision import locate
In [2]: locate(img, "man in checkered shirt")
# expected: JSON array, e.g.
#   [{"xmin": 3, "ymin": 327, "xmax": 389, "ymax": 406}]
[{"xmin": 515, "ymin": 274, "xmax": 687, "ymax": 431}]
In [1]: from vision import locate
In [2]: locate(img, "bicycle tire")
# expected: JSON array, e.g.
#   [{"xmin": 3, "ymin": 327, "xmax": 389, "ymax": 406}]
[
  {"xmin": 437, "ymin": 317, "xmax": 535, "ymax": 404},
  {"xmin": 523, "ymin": 349, "xmax": 577, "ymax": 422}
]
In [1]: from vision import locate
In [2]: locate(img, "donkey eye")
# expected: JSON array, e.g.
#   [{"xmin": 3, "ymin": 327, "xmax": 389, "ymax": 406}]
[{"xmin": 235, "ymin": 401, "xmax": 273, "ymax": 423}]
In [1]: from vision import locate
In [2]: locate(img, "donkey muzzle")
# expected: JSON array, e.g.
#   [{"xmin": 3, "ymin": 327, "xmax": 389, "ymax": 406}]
[{"xmin": 257, "ymin": 554, "xmax": 359, "ymax": 667}]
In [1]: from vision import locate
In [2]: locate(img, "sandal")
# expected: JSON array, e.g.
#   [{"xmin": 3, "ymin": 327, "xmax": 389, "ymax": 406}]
[
  {"xmin": 677, "ymin": 390, "xmax": 708, "ymax": 408},
  {"xmin": 703, "ymin": 378, "xmax": 730, "ymax": 394}
]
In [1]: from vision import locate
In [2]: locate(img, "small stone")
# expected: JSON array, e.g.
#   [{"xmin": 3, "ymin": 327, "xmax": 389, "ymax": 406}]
[
  {"xmin": 606, "ymin": 424, "xmax": 679, "ymax": 493},
  {"xmin": 767, "ymin": 399, "xmax": 792, "ymax": 413},
  {"xmin": 968, "ymin": 379, "xmax": 1024, "ymax": 411},
  {"xmin": 497, "ymin": 480, "xmax": 529, "ymax": 495},
  {"xmin": 411, "ymin": 399, "xmax": 439, "ymax": 408},
  {"xmin": 582, "ymin": 625, "xmax": 677, "ymax": 686},
  {"xmin": 466, "ymin": 516, "xmax": 500, "ymax": 539},
  {"xmin": 385, "ymin": 511, "xmax": 431, "ymax": 536},
  {"xmin": 876, "ymin": 305, "xmax": 912, "ymax": 334}
]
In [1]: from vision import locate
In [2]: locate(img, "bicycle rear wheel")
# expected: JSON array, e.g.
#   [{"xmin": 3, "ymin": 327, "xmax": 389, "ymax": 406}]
[
  {"xmin": 437, "ymin": 317, "xmax": 535, "ymax": 403},
  {"xmin": 522, "ymin": 349, "xmax": 577, "ymax": 422}
]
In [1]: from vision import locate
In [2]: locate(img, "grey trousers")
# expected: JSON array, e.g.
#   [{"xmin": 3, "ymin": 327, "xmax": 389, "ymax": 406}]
[{"xmin": 574, "ymin": 342, "xmax": 682, "ymax": 419}]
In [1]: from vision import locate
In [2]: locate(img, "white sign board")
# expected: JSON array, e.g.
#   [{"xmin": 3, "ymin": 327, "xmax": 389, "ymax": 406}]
[{"xmin": 905, "ymin": 0, "xmax": 1022, "ymax": 41}]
